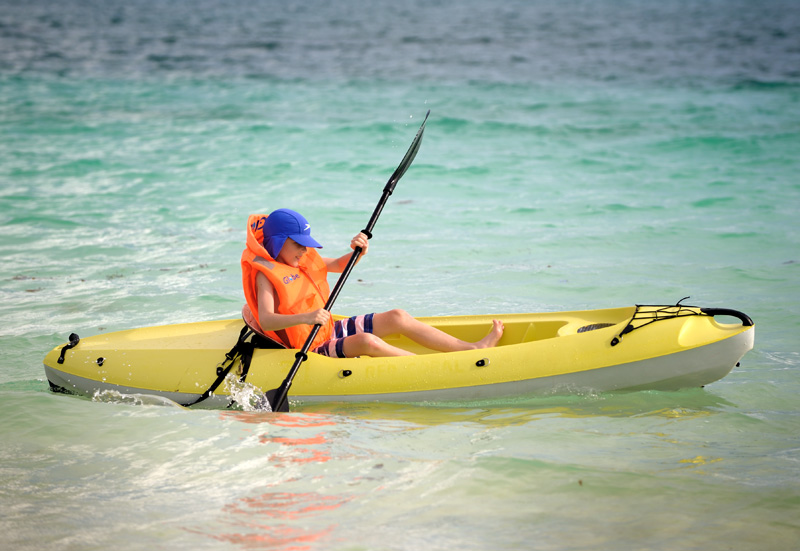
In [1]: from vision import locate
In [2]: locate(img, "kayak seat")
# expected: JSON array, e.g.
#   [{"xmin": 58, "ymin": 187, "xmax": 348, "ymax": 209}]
[{"xmin": 241, "ymin": 304, "xmax": 288, "ymax": 350}]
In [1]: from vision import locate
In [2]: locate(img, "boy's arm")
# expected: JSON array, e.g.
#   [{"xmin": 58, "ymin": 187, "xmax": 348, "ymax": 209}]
[
  {"xmin": 256, "ymin": 272, "xmax": 330, "ymax": 330},
  {"xmin": 324, "ymin": 232, "xmax": 369, "ymax": 273}
]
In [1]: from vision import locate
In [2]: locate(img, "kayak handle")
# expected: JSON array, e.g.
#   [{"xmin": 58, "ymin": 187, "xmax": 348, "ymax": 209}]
[
  {"xmin": 700, "ymin": 308, "xmax": 754, "ymax": 327},
  {"xmin": 57, "ymin": 333, "xmax": 80, "ymax": 364}
]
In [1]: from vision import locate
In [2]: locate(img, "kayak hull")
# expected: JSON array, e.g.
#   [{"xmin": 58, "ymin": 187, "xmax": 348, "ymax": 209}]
[{"xmin": 43, "ymin": 305, "xmax": 755, "ymax": 409}]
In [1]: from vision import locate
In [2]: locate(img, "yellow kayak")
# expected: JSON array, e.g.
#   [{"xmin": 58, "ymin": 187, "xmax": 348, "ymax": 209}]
[{"xmin": 43, "ymin": 303, "xmax": 754, "ymax": 409}]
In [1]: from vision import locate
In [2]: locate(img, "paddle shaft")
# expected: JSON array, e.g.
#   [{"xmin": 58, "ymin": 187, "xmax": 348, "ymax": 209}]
[{"xmin": 266, "ymin": 111, "xmax": 430, "ymax": 412}]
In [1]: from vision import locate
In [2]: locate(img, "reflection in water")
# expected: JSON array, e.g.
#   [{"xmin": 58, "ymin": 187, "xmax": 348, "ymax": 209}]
[
  {"xmin": 220, "ymin": 411, "xmax": 338, "ymax": 428},
  {"xmin": 188, "ymin": 411, "xmax": 346, "ymax": 549},
  {"xmin": 207, "ymin": 491, "xmax": 348, "ymax": 550}
]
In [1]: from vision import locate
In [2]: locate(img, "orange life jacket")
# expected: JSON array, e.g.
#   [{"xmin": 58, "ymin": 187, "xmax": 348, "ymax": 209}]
[{"xmin": 241, "ymin": 213, "xmax": 333, "ymax": 349}]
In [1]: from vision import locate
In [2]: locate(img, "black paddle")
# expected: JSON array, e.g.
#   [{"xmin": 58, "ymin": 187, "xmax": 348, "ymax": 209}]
[{"xmin": 261, "ymin": 110, "xmax": 431, "ymax": 412}]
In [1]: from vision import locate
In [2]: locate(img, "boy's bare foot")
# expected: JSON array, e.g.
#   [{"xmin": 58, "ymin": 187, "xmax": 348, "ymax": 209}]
[{"xmin": 475, "ymin": 319, "xmax": 504, "ymax": 349}]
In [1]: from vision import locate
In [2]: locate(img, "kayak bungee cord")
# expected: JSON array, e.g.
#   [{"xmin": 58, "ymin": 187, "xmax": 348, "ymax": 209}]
[{"xmin": 610, "ymin": 297, "xmax": 753, "ymax": 346}]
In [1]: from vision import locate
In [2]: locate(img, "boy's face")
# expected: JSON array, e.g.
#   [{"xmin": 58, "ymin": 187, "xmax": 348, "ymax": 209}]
[{"xmin": 277, "ymin": 238, "xmax": 307, "ymax": 267}]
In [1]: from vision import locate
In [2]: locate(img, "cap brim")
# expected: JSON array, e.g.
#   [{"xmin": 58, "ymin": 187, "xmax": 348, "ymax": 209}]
[{"xmin": 290, "ymin": 234, "xmax": 323, "ymax": 249}]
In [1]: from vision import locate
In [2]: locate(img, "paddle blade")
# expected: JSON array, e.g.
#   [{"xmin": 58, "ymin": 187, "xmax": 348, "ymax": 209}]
[
  {"xmin": 260, "ymin": 387, "xmax": 290, "ymax": 412},
  {"xmin": 384, "ymin": 110, "xmax": 429, "ymax": 194}
]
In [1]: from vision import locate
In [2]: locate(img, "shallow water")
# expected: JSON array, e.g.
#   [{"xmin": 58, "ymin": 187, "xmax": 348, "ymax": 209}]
[{"xmin": 2, "ymin": 0, "xmax": 799, "ymax": 549}]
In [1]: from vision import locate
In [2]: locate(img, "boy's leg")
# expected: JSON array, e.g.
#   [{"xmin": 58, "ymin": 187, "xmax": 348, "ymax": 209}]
[
  {"xmin": 328, "ymin": 314, "xmax": 413, "ymax": 358},
  {"xmin": 372, "ymin": 309, "xmax": 503, "ymax": 352},
  {"xmin": 341, "ymin": 332, "xmax": 414, "ymax": 357}
]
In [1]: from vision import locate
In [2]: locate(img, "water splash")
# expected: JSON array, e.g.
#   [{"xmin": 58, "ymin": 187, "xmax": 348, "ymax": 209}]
[{"xmin": 223, "ymin": 373, "xmax": 273, "ymax": 413}]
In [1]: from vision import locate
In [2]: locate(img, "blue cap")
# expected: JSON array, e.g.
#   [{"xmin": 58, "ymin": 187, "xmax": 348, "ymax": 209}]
[{"xmin": 262, "ymin": 209, "xmax": 323, "ymax": 259}]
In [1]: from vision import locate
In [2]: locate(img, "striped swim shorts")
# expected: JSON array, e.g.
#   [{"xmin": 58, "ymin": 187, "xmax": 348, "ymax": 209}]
[{"xmin": 313, "ymin": 313, "xmax": 375, "ymax": 358}]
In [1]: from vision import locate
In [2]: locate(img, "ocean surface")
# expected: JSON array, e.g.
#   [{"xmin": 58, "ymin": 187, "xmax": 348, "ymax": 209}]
[{"xmin": 2, "ymin": 0, "xmax": 799, "ymax": 549}]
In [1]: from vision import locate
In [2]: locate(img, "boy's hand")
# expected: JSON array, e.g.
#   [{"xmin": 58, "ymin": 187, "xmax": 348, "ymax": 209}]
[
  {"xmin": 351, "ymin": 232, "xmax": 369, "ymax": 256},
  {"xmin": 306, "ymin": 308, "xmax": 331, "ymax": 327}
]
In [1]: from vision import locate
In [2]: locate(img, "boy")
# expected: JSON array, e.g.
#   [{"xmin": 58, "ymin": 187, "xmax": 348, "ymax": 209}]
[{"xmin": 242, "ymin": 208, "xmax": 504, "ymax": 358}]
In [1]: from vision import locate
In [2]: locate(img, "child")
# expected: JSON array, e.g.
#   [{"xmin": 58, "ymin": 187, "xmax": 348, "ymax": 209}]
[{"xmin": 241, "ymin": 208, "xmax": 504, "ymax": 358}]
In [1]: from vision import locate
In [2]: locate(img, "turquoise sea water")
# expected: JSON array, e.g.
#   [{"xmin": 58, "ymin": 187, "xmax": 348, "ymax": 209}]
[{"xmin": 2, "ymin": 0, "xmax": 800, "ymax": 549}]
